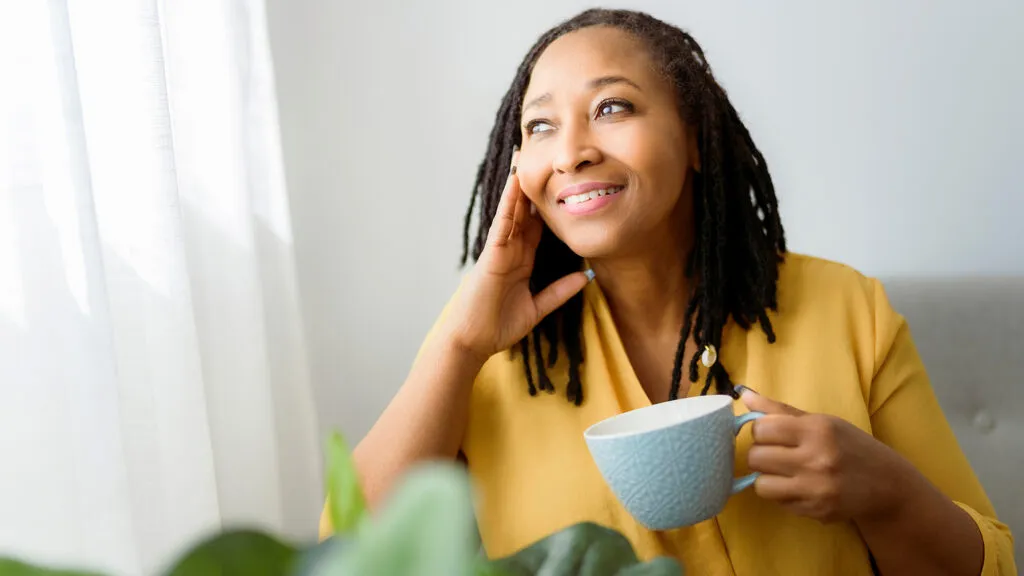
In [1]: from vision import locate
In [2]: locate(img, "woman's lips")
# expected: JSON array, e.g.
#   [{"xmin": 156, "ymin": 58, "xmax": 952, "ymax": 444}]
[{"xmin": 558, "ymin": 185, "xmax": 624, "ymax": 215}]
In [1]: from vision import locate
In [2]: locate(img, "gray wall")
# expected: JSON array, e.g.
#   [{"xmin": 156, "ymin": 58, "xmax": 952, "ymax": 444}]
[{"xmin": 264, "ymin": 0, "xmax": 1024, "ymax": 445}]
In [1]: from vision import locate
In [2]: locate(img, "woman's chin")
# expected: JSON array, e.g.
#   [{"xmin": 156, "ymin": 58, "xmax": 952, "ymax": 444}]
[
  {"xmin": 549, "ymin": 221, "xmax": 639, "ymax": 260},
  {"xmin": 561, "ymin": 235, "xmax": 622, "ymax": 261}
]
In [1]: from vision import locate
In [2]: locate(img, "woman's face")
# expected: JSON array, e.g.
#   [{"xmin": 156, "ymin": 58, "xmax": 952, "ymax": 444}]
[{"xmin": 518, "ymin": 26, "xmax": 698, "ymax": 259}]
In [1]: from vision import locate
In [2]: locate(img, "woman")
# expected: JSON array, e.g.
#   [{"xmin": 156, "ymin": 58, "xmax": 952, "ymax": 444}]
[{"xmin": 329, "ymin": 9, "xmax": 1015, "ymax": 575}]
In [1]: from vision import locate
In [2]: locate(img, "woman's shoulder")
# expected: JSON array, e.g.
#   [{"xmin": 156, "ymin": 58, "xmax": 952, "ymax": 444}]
[
  {"xmin": 774, "ymin": 253, "xmax": 899, "ymax": 340},
  {"xmin": 779, "ymin": 252, "xmax": 875, "ymax": 291},
  {"xmin": 777, "ymin": 252, "xmax": 884, "ymax": 310},
  {"xmin": 763, "ymin": 254, "xmax": 911, "ymax": 416}
]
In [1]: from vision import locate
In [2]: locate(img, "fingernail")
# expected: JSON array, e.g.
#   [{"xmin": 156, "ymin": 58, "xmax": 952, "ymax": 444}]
[
  {"xmin": 529, "ymin": 201, "xmax": 537, "ymax": 216},
  {"xmin": 584, "ymin": 269, "xmax": 596, "ymax": 282},
  {"xmin": 735, "ymin": 384, "xmax": 757, "ymax": 396}
]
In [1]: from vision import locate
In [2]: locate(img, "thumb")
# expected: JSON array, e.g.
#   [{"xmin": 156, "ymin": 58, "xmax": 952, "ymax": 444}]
[
  {"xmin": 737, "ymin": 385, "xmax": 805, "ymax": 416},
  {"xmin": 533, "ymin": 270, "xmax": 592, "ymax": 321}
]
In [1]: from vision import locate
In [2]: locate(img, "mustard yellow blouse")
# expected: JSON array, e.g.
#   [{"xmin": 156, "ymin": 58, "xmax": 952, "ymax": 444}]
[{"xmin": 324, "ymin": 254, "xmax": 1015, "ymax": 575}]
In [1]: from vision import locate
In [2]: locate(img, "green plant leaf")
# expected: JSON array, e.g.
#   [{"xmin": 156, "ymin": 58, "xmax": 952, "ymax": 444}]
[
  {"xmin": 487, "ymin": 522, "xmax": 682, "ymax": 576},
  {"xmin": 291, "ymin": 536, "xmax": 350, "ymax": 576},
  {"xmin": 0, "ymin": 558, "xmax": 105, "ymax": 576},
  {"xmin": 311, "ymin": 463, "xmax": 480, "ymax": 576},
  {"xmin": 326, "ymin": 432, "xmax": 367, "ymax": 535},
  {"xmin": 614, "ymin": 559, "xmax": 685, "ymax": 575},
  {"xmin": 472, "ymin": 555, "xmax": 510, "ymax": 576},
  {"xmin": 161, "ymin": 529, "xmax": 297, "ymax": 576}
]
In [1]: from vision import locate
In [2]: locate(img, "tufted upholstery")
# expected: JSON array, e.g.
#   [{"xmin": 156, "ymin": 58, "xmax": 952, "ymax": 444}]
[{"xmin": 884, "ymin": 278, "xmax": 1023, "ymax": 568}]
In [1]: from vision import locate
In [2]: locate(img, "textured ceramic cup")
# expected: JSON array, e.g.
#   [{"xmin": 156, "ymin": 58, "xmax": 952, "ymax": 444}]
[{"xmin": 584, "ymin": 395, "xmax": 764, "ymax": 530}]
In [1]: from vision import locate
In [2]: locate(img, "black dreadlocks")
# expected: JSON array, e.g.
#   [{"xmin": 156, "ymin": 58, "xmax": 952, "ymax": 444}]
[{"xmin": 461, "ymin": 8, "xmax": 786, "ymax": 405}]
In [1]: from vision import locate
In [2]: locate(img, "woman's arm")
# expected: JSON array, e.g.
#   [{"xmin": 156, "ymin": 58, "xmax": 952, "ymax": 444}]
[
  {"xmin": 743, "ymin": 279, "xmax": 1014, "ymax": 575},
  {"xmin": 853, "ymin": 464, "xmax": 983, "ymax": 575},
  {"xmin": 742, "ymin": 387, "xmax": 997, "ymax": 575},
  {"xmin": 860, "ymin": 279, "xmax": 1014, "ymax": 575},
  {"xmin": 346, "ymin": 150, "xmax": 589, "ymax": 513},
  {"xmin": 353, "ymin": 334, "xmax": 485, "ymax": 509}
]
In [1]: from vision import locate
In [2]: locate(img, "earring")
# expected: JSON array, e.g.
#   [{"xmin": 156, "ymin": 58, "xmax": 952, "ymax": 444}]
[{"xmin": 701, "ymin": 344, "xmax": 718, "ymax": 368}]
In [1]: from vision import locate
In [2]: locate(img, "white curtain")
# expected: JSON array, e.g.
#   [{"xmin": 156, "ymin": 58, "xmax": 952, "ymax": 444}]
[{"xmin": 0, "ymin": 1, "xmax": 321, "ymax": 574}]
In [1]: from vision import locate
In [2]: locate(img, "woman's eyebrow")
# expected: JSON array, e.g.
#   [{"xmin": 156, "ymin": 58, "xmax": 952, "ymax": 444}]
[
  {"xmin": 523, "ymin": 93, "xmax": 552, "ymax": 113},
  {"xmin": 522, "ymin": 75, "xmax": 643, "ymax": 113},
  {"xmin": 588, "ymin": 75, "xmax": 642, "ymax": 92}
]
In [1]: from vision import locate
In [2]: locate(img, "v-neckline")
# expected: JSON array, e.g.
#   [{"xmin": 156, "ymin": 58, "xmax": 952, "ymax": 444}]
[{"xmin": 583, "ymin": 281, "xmax": 708, "ymax": 409}]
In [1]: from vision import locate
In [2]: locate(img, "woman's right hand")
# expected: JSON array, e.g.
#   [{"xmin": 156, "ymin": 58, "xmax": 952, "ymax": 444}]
[{"xmin": 443, "ymin": 149, "xmax": 591, "ymax": 363}]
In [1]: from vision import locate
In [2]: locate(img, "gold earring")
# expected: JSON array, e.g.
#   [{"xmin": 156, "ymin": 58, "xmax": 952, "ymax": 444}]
[{"xmin": 701, "ymin": 344, "xmax": 717, "ymax": 368}]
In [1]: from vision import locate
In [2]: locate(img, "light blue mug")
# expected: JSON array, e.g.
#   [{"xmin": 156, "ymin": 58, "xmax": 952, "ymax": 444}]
[{"xmin": 583, "ymin": 395, "xmax": 764, "ymax": 530}]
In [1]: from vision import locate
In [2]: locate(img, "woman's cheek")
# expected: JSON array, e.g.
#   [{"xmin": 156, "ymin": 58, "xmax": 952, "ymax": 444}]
[{"xmin": 516, "ymin": 158, "xmax": 547, "ymax": 206}]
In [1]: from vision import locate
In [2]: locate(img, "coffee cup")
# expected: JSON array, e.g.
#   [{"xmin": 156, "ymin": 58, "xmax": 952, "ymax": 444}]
[{"xmin": 583, "ymin": 395, "xmax": 764, "ymax": 530}]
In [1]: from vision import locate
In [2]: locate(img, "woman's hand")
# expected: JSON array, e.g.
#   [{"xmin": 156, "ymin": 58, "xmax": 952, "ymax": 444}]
[
  {"xmin": 739, "ymin": 388, "xmax": 988, "ymax": 574},
  {"xmin": 739, "ymin": 387, "xmax": 914, "ymax": 523},
  {"xmin": 443, "ymin": 149, "xmax": 591, "ymax": 362}
]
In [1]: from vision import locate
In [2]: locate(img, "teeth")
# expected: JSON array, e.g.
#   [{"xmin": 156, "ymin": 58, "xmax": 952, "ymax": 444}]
[{"xmin": 563, "ymin": 187, "xmax": 623, "ymax": 205}]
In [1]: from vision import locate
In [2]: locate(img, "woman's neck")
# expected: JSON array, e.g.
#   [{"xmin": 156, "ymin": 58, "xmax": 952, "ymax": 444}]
[
  {"xmin": 588, "ymin": 190, "xmax": 697, "ymax": 342},
  {"xmin": 590, "ymin": 242, "xmax": 692, "ymax": 341}
]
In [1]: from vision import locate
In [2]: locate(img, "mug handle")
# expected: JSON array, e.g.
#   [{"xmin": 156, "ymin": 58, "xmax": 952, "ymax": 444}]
[{"xmin": 731, "ymin": 411, "xmax": 765, "ymax": 495}]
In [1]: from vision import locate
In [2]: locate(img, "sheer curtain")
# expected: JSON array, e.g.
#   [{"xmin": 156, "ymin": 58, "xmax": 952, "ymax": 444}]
[{"xmin": 0, "ymin": 1, "xmax": 321, "ymax": 574}]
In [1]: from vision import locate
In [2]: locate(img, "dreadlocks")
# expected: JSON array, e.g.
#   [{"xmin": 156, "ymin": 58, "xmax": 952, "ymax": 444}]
[{"xmin": 461, "ymin": 8, "xmax": 786, "ymax": 405}]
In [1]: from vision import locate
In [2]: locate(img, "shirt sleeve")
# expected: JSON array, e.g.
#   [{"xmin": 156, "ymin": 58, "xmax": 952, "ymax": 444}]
[
  {"xmin": 319, "ymin": 498, "xmax": 333, "ymax": 541},
  {"xmin": 866, "ymin": 279, "xmax": 1016, "ymax": 576}
]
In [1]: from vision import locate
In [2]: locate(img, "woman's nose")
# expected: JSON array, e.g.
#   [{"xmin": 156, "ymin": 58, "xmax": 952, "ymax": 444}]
[{"xmin": 552, "ymin": 123, "xmax": 603, "ymax": 174}]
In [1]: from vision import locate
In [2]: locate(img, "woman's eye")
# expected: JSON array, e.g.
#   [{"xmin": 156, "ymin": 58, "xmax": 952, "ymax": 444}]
[
  {"xmin": 597, "ymin": 100, "xmax": 633, "ymax": 117},
  {"xmin": 527, "ymin": 121, "xmax": 554, "ymax": 135}
]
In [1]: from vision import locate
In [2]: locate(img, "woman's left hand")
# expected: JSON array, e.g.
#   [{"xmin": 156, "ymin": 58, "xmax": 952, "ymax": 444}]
[{"xmin": 739, "ymin": 387, "xmax": 914, "ymax": 524}]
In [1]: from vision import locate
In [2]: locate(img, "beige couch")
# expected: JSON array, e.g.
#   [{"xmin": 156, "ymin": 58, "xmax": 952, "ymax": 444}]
[{"xmin": 885, "ymin": 278, "xmax": 1022, "ymax": 569}]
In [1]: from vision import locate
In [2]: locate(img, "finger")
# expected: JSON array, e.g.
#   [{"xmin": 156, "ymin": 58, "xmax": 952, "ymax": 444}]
[
  {"xmin": 775, "ymin": 499, "xmax": 817, "ymax": 520},
  {"xmin": 753, "ymin": 473, "xmax": 801, "ymax": 501},
  {"xmin": 513, "ymin": 193, "xmax": 530, "ymax": 224},
  {"xmin": 486, "ymin": 150, "xmax": 522, "ymax": 247},
  {"xmin": 521, "ymin": 197, "xmax": 544, "ymax": 248},
  {"xmin": 533, "ymin": 271, "xmax": 592, "ymax": 320},
  {"xmin": 751, "ymin": 414, "xmax": 803, "ymax": 447},
  {"xmin": 747, "ymin": 445, "xmax": 802, "ymax": 476},
  {"xmin": 509, "ymin": 184, "xmax": 532, "ymax": 241},
  {"xmin": 739, "ymin": 387, "xmax": 805, "ymax": 416}
]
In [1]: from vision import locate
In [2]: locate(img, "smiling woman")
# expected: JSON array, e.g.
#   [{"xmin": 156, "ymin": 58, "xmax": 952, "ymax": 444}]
[
  {"xmin": 335, "ymin": 8, "xmax": 1016, "ymax": 576},
  {"xmin": 518, "ymin": 42, "xmax": 696, "ymax": 257},
  {"xmin": 510, "ymin": 25, "xmax": 716, "ymax": 403},
  {"xmin": 461, "ymin": 17, "xmax": 785, "ymax": 408}
]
